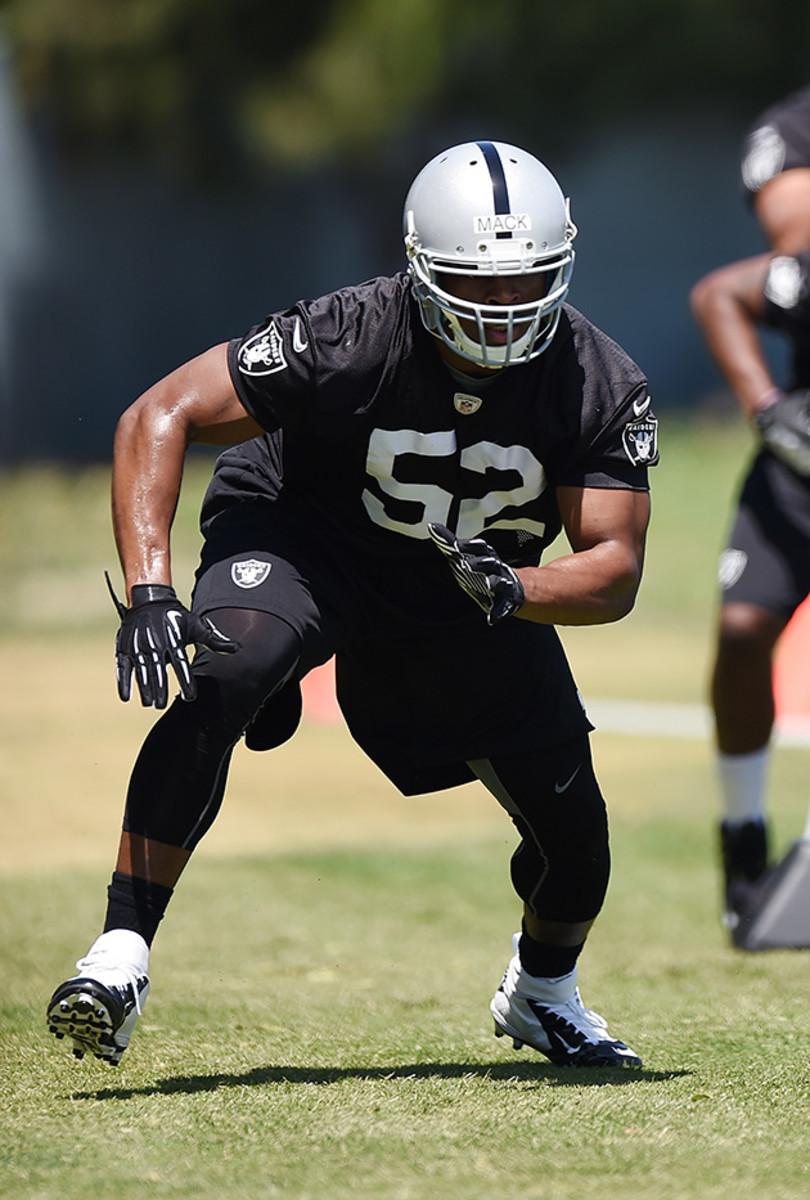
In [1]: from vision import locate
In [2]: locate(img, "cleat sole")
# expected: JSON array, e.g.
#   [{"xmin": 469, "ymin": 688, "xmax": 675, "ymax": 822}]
[
  {"xmin": 493, "ymin": 1012, "xmax": 639, "ymax": 1067},
  {"xmin": 46, "ymin": 980, "xmax": 128, "ymax": 1065}
]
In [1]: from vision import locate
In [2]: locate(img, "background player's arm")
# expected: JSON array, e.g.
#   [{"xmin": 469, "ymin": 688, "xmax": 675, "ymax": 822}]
[
  {"xmin": 112, "ymin": 342, "xmax": 262, "ymax": 600},
  {"xmin": 689, "ymin": 254, "xmax": 774, "ymax": 418},
  {"xmin": 514, "ymin": 485, "xmax": 650, "ymax": 626}
]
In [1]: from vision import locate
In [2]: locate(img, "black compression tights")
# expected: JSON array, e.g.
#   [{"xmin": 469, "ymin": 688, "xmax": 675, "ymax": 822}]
[
  {"xmin": 123, "ymin": 609, "xmax": 301, "ymax": 851},
  {"xmin": 468, "ymin": 734, "xmax": 610, "ymax": 924}
]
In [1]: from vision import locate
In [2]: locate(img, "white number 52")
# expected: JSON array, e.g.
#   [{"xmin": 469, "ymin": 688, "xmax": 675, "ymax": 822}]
[{"xmin": 362, "ymin": 428, "xmax": 548, "ymax": 540}]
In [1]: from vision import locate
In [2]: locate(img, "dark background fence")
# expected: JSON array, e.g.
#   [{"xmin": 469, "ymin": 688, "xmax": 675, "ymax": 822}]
[{"xmin": 1, "ymin": 0, "xmax": 807, "ymax": 463}]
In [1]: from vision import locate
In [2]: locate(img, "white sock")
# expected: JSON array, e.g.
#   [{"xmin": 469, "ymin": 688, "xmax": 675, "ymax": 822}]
[{"xmin": 717, "ymin": 747, "xmax": 769, "ymax": 824}]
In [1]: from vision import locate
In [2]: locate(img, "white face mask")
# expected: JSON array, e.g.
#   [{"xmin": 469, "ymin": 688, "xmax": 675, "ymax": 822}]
[{"xmin": 411, "ymin": 261, "xmax": 573, "ymax": 370}]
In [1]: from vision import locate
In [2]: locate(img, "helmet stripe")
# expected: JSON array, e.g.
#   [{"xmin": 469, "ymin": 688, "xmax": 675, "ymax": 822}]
[{"xmin": 476, "ymin": 141, "xmax": 512, "ymax": 238}]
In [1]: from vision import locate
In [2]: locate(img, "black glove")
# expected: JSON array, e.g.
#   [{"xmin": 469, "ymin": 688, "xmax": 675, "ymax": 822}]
[
  {"xmin": 427, "ymin": 523, "xmax": 525, "ymax": 626},
  {"xmin": 755, "ymin": 390, "xmax": 810, "ymax": 477},
  {"xmin": 106, "ymin": 574, "xmax": 240, "ymax": 709}
]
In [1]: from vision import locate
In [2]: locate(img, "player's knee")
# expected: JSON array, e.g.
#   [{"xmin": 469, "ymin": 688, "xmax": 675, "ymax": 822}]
[
  {"xmin": 717, "ymin": 603, "xmax": 783, "ymax": 652},
  {"xmin": 192, "ymin": 608, "xmax": 302, "ymax": 732},
  {"xmin": 511, "ymin": 834, "xmax": 610, "ymax": 924}
]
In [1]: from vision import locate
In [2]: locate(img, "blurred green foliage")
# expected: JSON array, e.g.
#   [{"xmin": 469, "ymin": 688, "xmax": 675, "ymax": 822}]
[{"xmin": 2, "ymin": 0, "xmax": 810, "ymax": 179}]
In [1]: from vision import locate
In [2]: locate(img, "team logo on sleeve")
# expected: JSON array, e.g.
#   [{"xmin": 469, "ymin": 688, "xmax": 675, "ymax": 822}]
[
  {"xmin": 237, "ymin": 322, "xmax": 288, "ymax": 376},
  {"xmin": 622, "ymin": 408, "xmax": 658, "ymax": 465},
  {"xmin": 742, "ymin": 124, "xmax": 785, "ymax": 192},
  {"xmin": 231, "ymin": 559, "xmax": 272, "ymax": 588}
]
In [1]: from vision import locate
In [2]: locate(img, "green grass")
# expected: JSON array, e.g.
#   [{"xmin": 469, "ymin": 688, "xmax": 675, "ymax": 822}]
[
  {"xmin": 4, "ymin": 793, "xmax": 810, "ymax": 1200},
  {"xmin": 4, "ymin": 416, "xmax": 810, "ymax": 1198}
]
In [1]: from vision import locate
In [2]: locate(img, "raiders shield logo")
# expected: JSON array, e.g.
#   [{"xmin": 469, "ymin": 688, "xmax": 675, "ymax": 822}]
[
  {"xmin": 237, "ymin": 322, "xmax": 287, "ymax": 376},
  {"xmin": 623, "ymin": 417, "xmax": 658, "ymax": 466},
  {"xmin": 742, "ymin": 124, "xmax": 785, "ymax": 192},
  {"xmin": 231, "ymin": 559, "xmax": 272, "ymax": 589},
  {"xmin": 718, "ymin": 548, "xmax": 748, "ymax": 591}
]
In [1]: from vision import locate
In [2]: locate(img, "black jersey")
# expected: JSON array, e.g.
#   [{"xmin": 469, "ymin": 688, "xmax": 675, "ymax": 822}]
[
  {"xmin": 196, "ymin": 274, "xmax": 655, "ymax": 789},
  {"xmin": 212, "ymin": 273, "xmax": 655, "ymax": 628},
  {"xmin": 742, "ymin": 85, "xmax": 810, "ymax": 197}
]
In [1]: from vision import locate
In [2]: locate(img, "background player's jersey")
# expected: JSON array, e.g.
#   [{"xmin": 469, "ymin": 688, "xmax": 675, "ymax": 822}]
[
  {"xmin": 741, "ymin": 249, "xmax": 810, "ymax": 519},
  {"xmin": 742, "ymin": 84, "xmax": 810, "ymax": 197},
  {"xmin": 215, "ymin": 273, "xmax": 655, "ymax": 585},
  {"xmin": 763, "ymin": 249, "xmax": 810, "ymax": 389}
]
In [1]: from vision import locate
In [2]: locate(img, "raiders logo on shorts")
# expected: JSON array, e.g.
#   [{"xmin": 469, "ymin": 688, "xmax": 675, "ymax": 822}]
[{"xmin": 231, "ymin": 559, "xmax": 272, "ymax": 588}]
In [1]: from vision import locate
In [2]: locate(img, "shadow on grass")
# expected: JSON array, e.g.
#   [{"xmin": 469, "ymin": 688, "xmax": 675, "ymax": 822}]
[{"xmin": 74, "ymin": 1060, "xmax": 690, "ymax": 1101}]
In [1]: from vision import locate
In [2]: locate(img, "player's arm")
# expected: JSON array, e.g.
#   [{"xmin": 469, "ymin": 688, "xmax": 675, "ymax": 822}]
[
  {"xmin": 112, "ymin": 342, "xmax": 261, "ymax": 596},
  {"xmin": 110, "ymin": 342, "xmax": 263, "ymax": 708},
  {"xmin": 689, "ymin": 254, "xmax": 774, "ymax": 418},
  {"xmin": 753, "ymin": 168, "xmax": 810, "ymax": 255},
  {"xmin": 691, "ymin": 255, "xmax": 810, "ymax": 475},
  {"xmin": 512, "ymin": 485, "xmax": 650, "ymax": 626},
  {"xmin": 428, "ymin": 485, "xmax": 649, "ymax": 628}
]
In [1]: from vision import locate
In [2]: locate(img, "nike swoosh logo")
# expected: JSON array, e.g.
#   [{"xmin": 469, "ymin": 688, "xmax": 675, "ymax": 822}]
[
  {"xmin": 554, "ymin": 763, "xmax": 582, "ymax": 794},
  {"xmin": 292, "ymin": 317, "xmax": 308, "ymax": 353},
  {"xmin": 633, "ymin": 394, "xmax": 652, "ymax": 418},
  {"xmin": 165, "ymin": 609, "xmax": 185, "ymax": 646}
]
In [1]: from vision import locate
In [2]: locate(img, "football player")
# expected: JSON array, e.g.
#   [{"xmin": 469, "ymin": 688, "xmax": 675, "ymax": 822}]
[
  {"xmin": 690, "ymin": 86, "xmax": 810, "ymax": 939},
  {"xmin": 47, "ymin": 141, "xmax": 657, "ymax": 1068}
]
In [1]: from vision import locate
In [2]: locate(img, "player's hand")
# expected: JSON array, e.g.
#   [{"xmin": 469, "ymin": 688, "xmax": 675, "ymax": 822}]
[
  {"xmin": 755, "ymin": 390, "xmax": 810, "ymax": 476},
  {"xmin": 427, "ymin": 523, "xmax": 525, "ymax": 626},
  {"xmin": 107, "ymin": 577, "xmax": 239, "ymax": 708}
]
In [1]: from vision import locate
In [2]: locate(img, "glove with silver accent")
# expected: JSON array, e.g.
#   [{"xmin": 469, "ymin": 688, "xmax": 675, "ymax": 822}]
[
  {"xmin": 755, "ymin": 390, "xmax": 810, "ymax": 477},
  {"xmin": 106, "ymin": 574, "xmax": 240, "ymax": 709},
  {"xmin": 427, "ymin": 523, "xmax": 525, "ymax": 626}
]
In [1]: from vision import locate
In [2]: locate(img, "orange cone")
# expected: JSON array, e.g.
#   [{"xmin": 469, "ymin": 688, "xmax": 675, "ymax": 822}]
[
  {"xmin": 774, "ymin": 597, "xmax": 810, "ymax": 729},
  {"xmin": 301, "ymin": 657, "xmax": 342, "ymax": 724}
]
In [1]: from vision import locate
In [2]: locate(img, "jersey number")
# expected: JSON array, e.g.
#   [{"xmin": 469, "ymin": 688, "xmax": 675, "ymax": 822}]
[{"xmin": 362, "ymin": 428, "xmax": 548, "ymax": 539}]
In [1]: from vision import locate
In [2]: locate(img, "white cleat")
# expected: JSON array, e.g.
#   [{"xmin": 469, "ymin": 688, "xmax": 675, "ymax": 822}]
[
  {"xmin": 46, "ymin": 929, "xmax": 150, "ymax": 1065},
  {"xmin": 490, "ymin": 934, "xmax": 641, "ymax": 1068}
]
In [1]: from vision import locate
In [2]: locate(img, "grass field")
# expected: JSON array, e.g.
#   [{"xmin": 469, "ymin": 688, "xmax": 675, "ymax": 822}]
[{"xmin": 3, "ymin": 416, "xmax": 810, "ymax": 1199}]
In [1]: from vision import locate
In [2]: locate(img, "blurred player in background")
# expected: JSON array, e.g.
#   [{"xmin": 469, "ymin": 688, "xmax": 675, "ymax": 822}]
[
  {"xmin": 690, "ymin": 86, "xmax": 810, "ymax": 938},
  {"xmin": 46, "ymin": 141, "xmax": 657, "ymax": 1068}
]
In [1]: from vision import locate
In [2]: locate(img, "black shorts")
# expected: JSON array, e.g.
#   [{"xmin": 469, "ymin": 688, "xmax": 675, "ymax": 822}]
[
  {"xmin": 719, "ymin": 450, "xmax": 810, "ymax": 616},
  {"xmin": 336, "ymin": 621, "xmax": 592, "ymax": 795},
  {"xmin": 192, "ymin": 502, "xmax": 593, "ymax": 796}
]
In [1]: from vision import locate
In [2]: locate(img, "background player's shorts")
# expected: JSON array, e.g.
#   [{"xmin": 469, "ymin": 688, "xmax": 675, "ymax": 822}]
[{"xmin": 719, "ymin": 450, "xmax": 810, "ymax": 615}]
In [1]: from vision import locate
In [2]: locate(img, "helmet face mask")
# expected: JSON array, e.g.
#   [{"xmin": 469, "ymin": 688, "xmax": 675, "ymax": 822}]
[{"xmin": 403, "ymin": 140, "xmax": 576, "ymax": 370}]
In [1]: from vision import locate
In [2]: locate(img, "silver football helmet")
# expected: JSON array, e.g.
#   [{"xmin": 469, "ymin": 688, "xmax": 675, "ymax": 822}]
[{"xmin": 403, "ymin": 140, "xmax": 576, "ymax": 369}]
